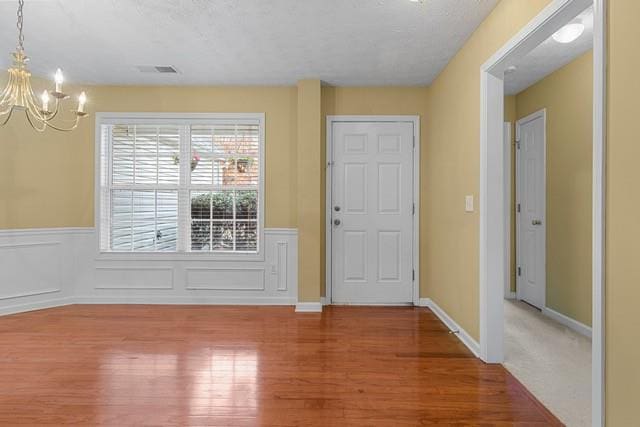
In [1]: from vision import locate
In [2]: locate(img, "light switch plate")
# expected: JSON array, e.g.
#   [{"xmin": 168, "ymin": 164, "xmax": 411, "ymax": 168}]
[{"xmin": 465, "ymin": 195, "xmax": 474, "ymax": 212}]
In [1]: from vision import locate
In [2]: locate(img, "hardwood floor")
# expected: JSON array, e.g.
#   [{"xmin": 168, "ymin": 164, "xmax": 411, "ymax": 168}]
[{"xmin": 0, "ymin": 305, "xmax": 561, "ymax": 426}]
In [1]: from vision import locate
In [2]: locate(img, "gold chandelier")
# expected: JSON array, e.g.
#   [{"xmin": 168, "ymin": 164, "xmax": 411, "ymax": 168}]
[{"xmin": 0, "ymin": 0, "xmax": 88, "ymax": 132}]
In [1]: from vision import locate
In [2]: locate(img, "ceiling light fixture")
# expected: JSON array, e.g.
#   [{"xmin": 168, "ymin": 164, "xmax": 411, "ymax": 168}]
[
  {"xmin": 552, "ymin": 22, "xmax": 585, "ymax": 44},
  {"xmin": 505, "ymin": 65, "xmax": 517, "ymax": 74},
  {"xmin": 0, "ymin": 0, "xmax": 88, "ymax": 132}
]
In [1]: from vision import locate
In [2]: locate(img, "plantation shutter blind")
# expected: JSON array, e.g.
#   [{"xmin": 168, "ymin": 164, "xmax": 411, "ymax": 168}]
[
  {"xmin": 189, "ymin": 124, "xmax": 260, "ymax": 252},
  {"xmin": 99, "ymin": 118, "xmax": 262, "ymax": 254}
]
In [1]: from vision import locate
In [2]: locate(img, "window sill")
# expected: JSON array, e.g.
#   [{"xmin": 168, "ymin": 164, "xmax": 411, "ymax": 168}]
[{"xmin": 95, "ymin": 251, "xmax": 264, "ymax": 263}]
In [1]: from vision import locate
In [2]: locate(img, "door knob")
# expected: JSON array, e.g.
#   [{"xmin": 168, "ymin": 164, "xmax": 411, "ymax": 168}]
[
  {"xmin": 532, "ymin": 219, "xmax": 542, "ymax": 225},
  {"xmin": 334, "ymin": 206, "xmax": 341, "ymax": 212},
  {"xmin": 333, "ymin": 219, "xmax": 341, "ymax": 226}
]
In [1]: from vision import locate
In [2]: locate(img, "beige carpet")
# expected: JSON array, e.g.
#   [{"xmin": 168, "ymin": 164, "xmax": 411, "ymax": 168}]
[{"xmin": 503, "ymin": 299, "xmax": 591, "ymax": 427}]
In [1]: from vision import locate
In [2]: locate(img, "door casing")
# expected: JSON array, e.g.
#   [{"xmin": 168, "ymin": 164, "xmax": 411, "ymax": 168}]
[
  {"xmin": 325, "ymin": 116, "xmax": 420, "ymax": 305},
  {"xmin": 515, "ymin": 109, "xmax": 547, "ymax": 309}
]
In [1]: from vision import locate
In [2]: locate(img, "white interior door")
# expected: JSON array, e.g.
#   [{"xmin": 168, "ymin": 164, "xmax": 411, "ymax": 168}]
[
  {"xmin": 331, "ymin": 121, "xmax": 414, "ymax": 304},
  {"xmin": 516, "ymin": 110, "xmax": 546, "ymax": 309}
]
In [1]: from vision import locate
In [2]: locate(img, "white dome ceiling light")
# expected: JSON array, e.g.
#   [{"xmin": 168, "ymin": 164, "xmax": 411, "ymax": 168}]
[{"xmin": 552, "ymin": 22, "xmax": 585, "ymax": 43}]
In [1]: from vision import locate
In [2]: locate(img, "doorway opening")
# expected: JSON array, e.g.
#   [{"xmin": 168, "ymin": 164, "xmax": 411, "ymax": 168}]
[{"xmin": 479, "ymin": 0, "xmax": 605, "ymax": 425}]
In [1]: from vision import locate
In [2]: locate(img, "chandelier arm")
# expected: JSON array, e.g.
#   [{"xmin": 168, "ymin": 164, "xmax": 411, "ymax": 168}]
[
  {"xmin": 22, "ymin": 87, "xmax": 46, "ymax": 122},
  {"xmin": 42, "ymin": 115, "xmax": 80, "ymax": 132},
  {"xmin": 0, "ymin": 106, "xmax": 16, "ymax": 127},
  {"xmin": 26, "ymin": 97, "xmax": 76, "ymax": 129},
  {"xmin": 24, "ymin": 83, "xmax": 55, "ymax": 122},
  {"xmin": 46, "ymin": 95, "xmax": 62, "ymax": 121},
  {"xmin": 0, "ymin": 75, "xmax": 13, "ymax": 100},
  {"xmin": 0, "ymin": 72, "xmax": 18, "ymax": 108},
  {"xmin": 25, "ymin": 109, "xmax": 48, "ymax": 132}
]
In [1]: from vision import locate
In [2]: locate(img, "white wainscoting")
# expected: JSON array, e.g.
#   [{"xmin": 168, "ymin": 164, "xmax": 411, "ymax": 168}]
[
  {"xmin": 73, "ymin": 228, "xmax": 298, "ymax": 305},
  {"xmin": 0, "ymin": 228, "xmax": 89, "ymax": 316},
  {"xmin": 0, "ymin": 227, "xmax": 298, "ymax": 315}
]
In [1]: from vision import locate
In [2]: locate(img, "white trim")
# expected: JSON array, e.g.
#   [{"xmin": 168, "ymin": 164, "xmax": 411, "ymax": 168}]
[
  {"xmin": 295, "ymin": 302, "xmax": 323, "ymax": 312},
  {"xmin": 420, "ymin": 298, "xmax": 480, "ymax": 357},
  {"xmin": 0, "ymin": 296, "xmax": 75, "ymax": 317},
  {"xmin": 506, "ymin": 291, "xmax": 517, "ymax": 300},
  {"xmin": 542, "ymin": 306, "xmax": 593, "ymax": 338},
  {"xmin": 265, "ymin": 228, "xmax": 298, "ymax": 235},
  {"xmin": 95, "ymin": 112, "xmax": 265, "ymax": 122},
  {"xmin": 93, "ymin": 266, "xmax": 175, "ymax": 290},
  {"xmin": 515, "ymin": 109, "xmax": 547, "ymax": 308},
  {"xmin": 325, "ymin": 115, "xmax": 420, "ymax": 306},
  {"xmin": 0, "ymin": 288, "xmax": 61, "ymax": 301},
  {"xmin": 479, "ymin": 0, "xmax": 605, "ymax": 424},
  {"xmin": 503, "ymin": 122, "xmax": 512, "ymax": 300},
  {"xmin": 184, "ymin": 267, "xmax": 266, "ymax": 291},
  {"xmin": 592, "ymin": 1, "xmax": 606, "ymax": 424},
  {"xmin": 0, "ymin": 227, "xmax": 93, "ymax": 237},
  {"xmin": 76, "ymin": 296, "xmax": 296, "ymax": 305},
  {"xmin": 94, "ymin": 112, "xmax": 266, "ymax": 261}
]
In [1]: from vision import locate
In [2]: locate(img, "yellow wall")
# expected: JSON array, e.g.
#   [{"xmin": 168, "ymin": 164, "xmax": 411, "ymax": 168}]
[
  {"xmin": 297, "ymin": 80, "xmax": 322, "ymax": 302},
  {"xmin": 0, "ymin": 78, "xmax": 94, "ymax": 229},
  {"xmin": 0, "ymin": 84, "xmax": 299, "ymax": 229},
  {"xmin": 423, "ymin": 0, "xmax": 552, "ymax": 340},
  {"xmin": 515, "ymin": 50, "xmax": 593, "ymax": 326},
  {"xmin": 606, "ymin": 0, "xmax": 640, "ymax": 423},
  {"xmin": 321, "ymin": 86, "xmax": 430, "ymax": 297}
]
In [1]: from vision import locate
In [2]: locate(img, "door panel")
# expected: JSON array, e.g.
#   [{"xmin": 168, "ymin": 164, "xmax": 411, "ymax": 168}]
[
  {"xmin": 516, "ymin": 112, "xmax": 545, "ymax": 309},
  {"xmin": 331, "ymin": 121, "xmax": 414, "ymax": 304}
]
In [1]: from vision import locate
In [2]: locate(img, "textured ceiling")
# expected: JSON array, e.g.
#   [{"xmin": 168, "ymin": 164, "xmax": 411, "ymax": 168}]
[
  {"xmin": 504, "ymin": 6, "xmax": 593, "ymax": 96},
  {"xmin": 0, "ymin": 0, "xmax": 498, "ymax": 86}
]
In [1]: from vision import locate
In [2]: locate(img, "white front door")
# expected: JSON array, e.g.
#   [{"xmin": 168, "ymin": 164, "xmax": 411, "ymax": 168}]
[
  {"xmin": 516, "ymin": 110, "xmax": 546, "ymax": 309},
  {"xmin": 331, "ymin": 121, "xmax": 414, "ymax": 304}
]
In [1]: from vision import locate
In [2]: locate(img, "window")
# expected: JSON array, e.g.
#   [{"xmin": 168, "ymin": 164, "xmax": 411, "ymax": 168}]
[{"xmin": 98, "ymin": 115, "xmax": 263, "ymax": 255}]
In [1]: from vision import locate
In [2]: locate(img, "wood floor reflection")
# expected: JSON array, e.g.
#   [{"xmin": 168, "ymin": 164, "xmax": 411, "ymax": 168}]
[{"xmin": 0, "ymin": 305, "xmax": 561, "ymax": 426}]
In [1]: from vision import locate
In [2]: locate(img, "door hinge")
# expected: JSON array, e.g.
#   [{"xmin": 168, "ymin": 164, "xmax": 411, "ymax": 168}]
[
  {"xmin": 412, "ymin": 203, "xmax": 415, "ymax": 215},
  {"xmin": 517, "ymin": 203, "xmax": 521, "ymax": 213},
  {"xmin": 516, "ymin": 140, "xmax": 521, "ymax": 150},
  {"xmin": 412, "ymin": 269, "xmax": 415, "ymax": 281},
  {"xmin": 517, "ymin": 266, "xmax": 521, "ymax": 276}
]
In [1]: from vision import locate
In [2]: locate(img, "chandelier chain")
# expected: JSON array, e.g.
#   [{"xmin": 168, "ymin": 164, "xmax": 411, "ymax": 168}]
[{"xmin": 16, "ymin": 0, "xmax": 25, "ymax": 52}]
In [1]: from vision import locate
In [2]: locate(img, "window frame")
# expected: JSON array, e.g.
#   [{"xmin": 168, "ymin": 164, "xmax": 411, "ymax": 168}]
[{"xmin": 95, "ymin": 112, "xmax": 265, "ymax": 262}]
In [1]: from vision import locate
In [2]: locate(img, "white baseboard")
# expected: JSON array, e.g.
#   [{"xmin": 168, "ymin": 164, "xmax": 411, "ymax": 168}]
[
  {"xmin": 0, "ymin": 296, "xmax": 75, "ymax": 316},
  {"xmin": 75, "ymin": 296, "xmax": 296, "ymax": 306},
  {"xmin": 505, "ymin": 291, "xmax": 517, "ymax": 299},
  {"xmin": 320, "ymin": 297, "xmax": 328, "ymax": 306},
  {"xmin": 542, "ymin": 306, "xmax": 592, "ymax": 339},
  {"xmin": 0, "ymin": 227, "xmax": 94, "ymax": 237},
  {"xmin": 295, "ymin": 302, "xmax": 323, "ymax": 313},
  {"xmin": 419, "ymin": 298, "xmax": 480, "ymax": 357}
]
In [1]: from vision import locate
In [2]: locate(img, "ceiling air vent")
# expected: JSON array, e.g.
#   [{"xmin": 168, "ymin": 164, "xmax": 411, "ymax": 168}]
[{"xmin": 136, "ymin": 65, "xmax": 179, "ymax": 74}]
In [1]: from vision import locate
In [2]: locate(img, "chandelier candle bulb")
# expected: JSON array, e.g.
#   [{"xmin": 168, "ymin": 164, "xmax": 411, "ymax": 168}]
[
  {"xmin": 41, "ymin": 90, "xmax": 49, "ymax": 112},
  {"xmin": 54, "ymin": 68, "xmax": 64, "ymax": 92},
  {"xmin": 78, "ymin": 92, "xmax": 86, "ymax": 113}
]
